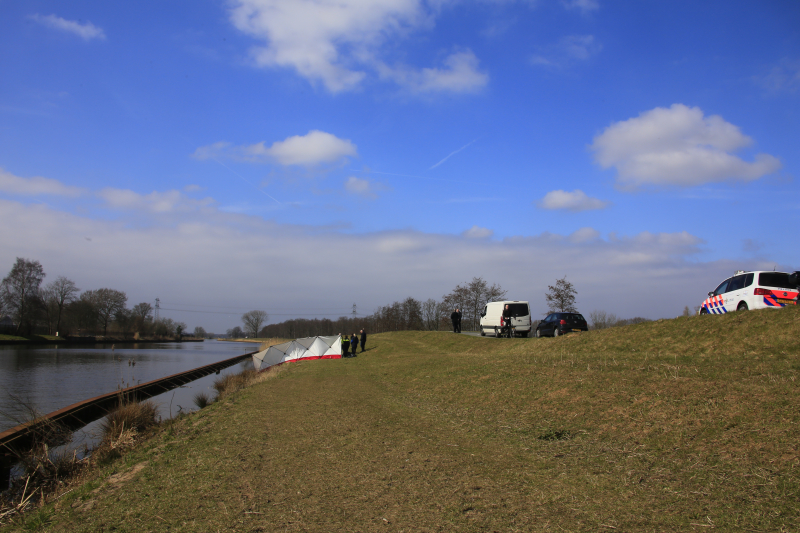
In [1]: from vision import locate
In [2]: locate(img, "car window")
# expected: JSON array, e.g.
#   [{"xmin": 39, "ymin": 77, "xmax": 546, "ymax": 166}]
[
  {"xmin": 508, "ymin": 303, "xmax": 529, "ymax": 315},
  {"xmin": 744, "ymin": 273, "xmax": 754, "ymax": 287},
  {"xmin": 728, "ymin": 275, "xmax": 745, "ymax": 292},
  {"xmin": 759, "ymin": 272, "xmax": 792, "ymax": 289},
  {"xmin": 713, "ymin": 279, "xmax": 730, "ymax": 295}
]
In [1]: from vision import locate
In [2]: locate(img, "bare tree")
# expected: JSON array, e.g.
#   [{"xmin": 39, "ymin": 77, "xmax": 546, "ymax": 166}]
[
  {"xmin": 154, "ymin": 318, "xmax": 178, "ymax": 337},
  {"xmin": 68, "ymin": 295, "xmax": 99, "ymax": 335},
  {"xmin": 589, "ymin": 310, "xmax": 618, "ymax": 330},
  {"xmin": 443, "ymin": 277, "xmax": 507, "ymax": 331},
  {"xmin": 421, "ymin": 298, "xmax": 440, "ymax": 331},
  {"xmin": 545, "ymin": 276, "xmax": 577, "ymax": 313},
  {"xmin": 83, "ymin": 288, "xmax": 128, "ymax": 336},
  {"xmin": 44, "ymin": 276, "xmax": 79, "ymax": 335},
  {"xmin": 399, "ymin": 297, "xmax": 422, "ymax": 330},
  {"xmin": 1, "ymin": 258, "xmax": 46, "ymax": 335},
  {"xmin": 227, "ymin": 326, "xmax": 244, "ymax": 338},
  {"xmin": 242, "ymin": 310, "xmax": 268, "ymax": 338},
  {"xmin": 131, "ymin": 302, "xmax": 153, "ymax": 336},
  {"xmin": 193, "ymin": 326, "xmax": 207, "ymax": 338}
]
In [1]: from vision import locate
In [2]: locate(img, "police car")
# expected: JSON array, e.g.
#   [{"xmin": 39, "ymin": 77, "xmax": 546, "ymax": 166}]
[{"xmin": 699, "ymin": 270, "xmax": 799, "ymax": 314}]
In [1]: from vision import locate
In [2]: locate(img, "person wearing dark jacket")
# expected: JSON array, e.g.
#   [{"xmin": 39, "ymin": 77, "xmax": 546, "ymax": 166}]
[
  {"xmin": 450, "ymin": 308, "xmax": 462, "ymax": 333},
  {"xmin": 502, "ymin": 304, "xmax": 513, "ymax": 336},
  {"xmin": 341, "ymin": 334, "xmax": 350, "ymax": 357},
  {"xmin": 350, "ymin": 334, "xmax": 358, "ymax": 357},
  {"xmin": 359, "ymin": 329, "xmax": 367, "ymax": 352}
]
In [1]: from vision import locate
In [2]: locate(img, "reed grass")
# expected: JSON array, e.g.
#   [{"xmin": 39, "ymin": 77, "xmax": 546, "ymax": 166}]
[
  {"xmin": 192, "ymin": 392, "xmax": 211, "ymax": 409},
  {"xmin": 99, "ymin": 401, "xmax": 159, "ymax": 438}
]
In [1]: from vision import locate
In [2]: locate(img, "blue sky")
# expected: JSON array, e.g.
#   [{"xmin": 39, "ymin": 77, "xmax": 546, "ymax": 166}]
[{"xmin": 1, "ymin": 0, "xmax": 798, "ymax": 332}]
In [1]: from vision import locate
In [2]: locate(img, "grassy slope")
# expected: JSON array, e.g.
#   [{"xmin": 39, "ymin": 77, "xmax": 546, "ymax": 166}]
[{"xmin": 21, "ymin": 307, "xmax": 800, "ymax": 532}]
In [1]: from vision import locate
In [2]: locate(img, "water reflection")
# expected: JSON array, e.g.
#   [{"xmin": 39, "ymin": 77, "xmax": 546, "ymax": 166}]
[{"xmin": 0, "ymin": 340, "xmax": 258, "ymax": 433}]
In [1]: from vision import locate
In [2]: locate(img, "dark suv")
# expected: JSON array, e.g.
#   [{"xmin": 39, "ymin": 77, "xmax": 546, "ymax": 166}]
[{"xmin": 535, "ymin": 312, "xmax": 588, "ymax": 337}]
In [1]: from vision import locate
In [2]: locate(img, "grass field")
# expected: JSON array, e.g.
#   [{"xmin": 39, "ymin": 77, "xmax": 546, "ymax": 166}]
[
  {"xmin": 0, "ymin": 334, "xmax": 60, "ymax": 343},
  {"xmin": 7, "ymin": 307, "xmax": 800, "ymax": 532}
]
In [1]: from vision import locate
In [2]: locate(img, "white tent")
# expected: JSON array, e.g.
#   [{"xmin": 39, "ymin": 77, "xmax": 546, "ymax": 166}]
[{"xmin": 252, "ymin": 335, "xmax": 342, "ymax": 371}]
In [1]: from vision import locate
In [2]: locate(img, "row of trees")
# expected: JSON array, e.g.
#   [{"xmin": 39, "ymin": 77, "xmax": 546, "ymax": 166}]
[
  {"xmin": 246, "ymin": 275, "xmax": 650, "ymax": 338},
  {"xmin": 0, "ymin": 257, "xmax": 194, "ymax": 338},
  {"xmin": 247, "ymin": 277, "xmax": 509, "ymax": 338}
]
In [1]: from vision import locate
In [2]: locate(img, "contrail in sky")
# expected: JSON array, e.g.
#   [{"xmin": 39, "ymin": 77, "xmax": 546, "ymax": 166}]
[
  {"xmin": 429, "ymin": 139, "xmax": 478, "ymax": 170},
  {"xmin": 349, "ymin": 169, "xmax": 459, "ymax": 183},
  {"xmin": 212, "ymin": 158, "xmax": 282, "ymax": 205}
]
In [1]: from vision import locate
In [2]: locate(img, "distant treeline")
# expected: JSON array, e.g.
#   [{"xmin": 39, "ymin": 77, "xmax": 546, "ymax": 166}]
[
  {"xmin": 249, "ymin": 277, "xmax": 652, "ymax": 338},
  {"xmin": 0, "ymin": 258, "xmax": 213, "ymax": 339}
]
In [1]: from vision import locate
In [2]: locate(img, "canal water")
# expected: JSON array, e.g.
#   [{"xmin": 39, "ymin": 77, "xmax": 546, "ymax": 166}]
[{"xmin": 0, "ymin": 340, "xmax": 259, "ymax": 435}]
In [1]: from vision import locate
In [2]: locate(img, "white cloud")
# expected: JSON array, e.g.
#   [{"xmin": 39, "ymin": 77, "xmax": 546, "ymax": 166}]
[
  {"xmin": 0, "ymin": 168, "xmax": 84, "ymax": 197},
  {"xmin": 227, "ymin": 0, "xmax": 487, "ymax": 93},
  {"xmin": 193, "ymin": 130, "xmax": 357, "ymax": 167},
  {"xmin": 0, "ymin": 192, "xmax": 760, "ymax": 329},
  {"xmin": 30, "ymin": 14, "xmax": 106, "ymax": 41},
  {"xmin": 537, "ymin": 189, "xmax": 609, "ymax": 212},
  {"xmin": 568, "ymin": 227, "xmax": 600, "ymax": 243},
  {"xmin": 98, "ymin": 188, "xmax": 214, "ymax": 213},
  {"xmin": 463, "ymin": 225, "xmax": 493, "ymax": 239},
  {"xmin": 344, "ymin": 176, "xmax": 379, "ymax": 199},
  {"xmin": 531, "ymin": 35, "xmax": 601, "ymax": 67},
  {"xmin": 378, "ymin": 50, "xmax": 488, "ymax": 94},
  {"xmin": 591, "ymin": 104, "xmax": 782, "ymax": 189}
]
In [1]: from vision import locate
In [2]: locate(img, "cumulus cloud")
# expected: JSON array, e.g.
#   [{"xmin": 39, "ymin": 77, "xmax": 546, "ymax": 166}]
[
  {"xmin": 463, "ymin": 225, "xmax": 493, "ymax": 239},
  {"xmin": 0, "ymin": 168, "xmax": 84, "ymax": 197},
  {"xmin": 537, "ymin": 189, "xmax": 609, "ymax": 212},
  {"xmin": 193, "ymin": 130, "xmax": 357, "ymax": 167},
  {"xmin": 591, "ymin": 104, "xmax": 782, "ymax": 189},
  {"xmin": 227, "ymin": 0, "xmax": 488, "ymax": 93},
  {"xmin": 531, "ymin": 35, "xmax": 601, "ymax": 67},
  {"xmin": 30, "ymin": 14, "xmax": 106, "ymax": 41},
  {"xmin": 98, "ymin": 188, "xmax": 214, "ymax": 213}
]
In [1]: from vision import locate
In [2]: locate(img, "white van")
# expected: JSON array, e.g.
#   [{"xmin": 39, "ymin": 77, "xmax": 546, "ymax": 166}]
[{"xmin": 479, "ymin": 301, "xmax": 532, "ymax": 337}]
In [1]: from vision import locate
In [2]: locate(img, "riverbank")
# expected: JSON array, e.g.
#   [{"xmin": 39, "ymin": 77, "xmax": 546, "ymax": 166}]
[
  {"xmin": 4, "ymin": 307, "xmax": 799, "ymax": 531},
  {"xmin": 0, "ymin": 335, "xmax": 204, "ymax": 346}
]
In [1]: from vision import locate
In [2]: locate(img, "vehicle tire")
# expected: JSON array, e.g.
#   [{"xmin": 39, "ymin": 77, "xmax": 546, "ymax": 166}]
[
  {"xmin": 535, "ymin": 329, "xmax": 541, "ymax": 338},
  {"xmin": 737, "ymin": 302, "xmax": 748, "ymax": 311},
  {"xmin": 553, "ymin": 328, "xmax": 560, "ymax": 337},
  {"xmin": 480, "ymin": 328, "xmax": 485, "ymax": 337},
  {"xmin": 700, "ymin": 307, "xmax": 709, "ymax": 315},
  {"xmin": 494, "ymin": 327, "xmax": 498, "ymax": 337}
]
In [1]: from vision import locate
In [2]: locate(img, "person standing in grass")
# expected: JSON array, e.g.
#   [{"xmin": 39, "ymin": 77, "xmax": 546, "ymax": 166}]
[
  {"xmin": 350, "ymin": 334, "xmax": 358, "ymax": 357},
  {"xmin": 451, "ymin": 308, "xmax": 462, "ymax": 333},
  {"xmin": 341, "ymin": 333, "xmax": 350, "ymax": 358},
  {"xmin": 359, "ymin": 329, "xmax": 367, "ymax": 353}
]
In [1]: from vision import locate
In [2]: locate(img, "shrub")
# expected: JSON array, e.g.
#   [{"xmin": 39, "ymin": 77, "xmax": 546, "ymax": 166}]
[
  {"xmin": 100, "ymin": 400, "xmax": 158, "ymax": 438},
  {"xmin": 193, "ymin": 392, "xmax": 211, "ymax": 409}
]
